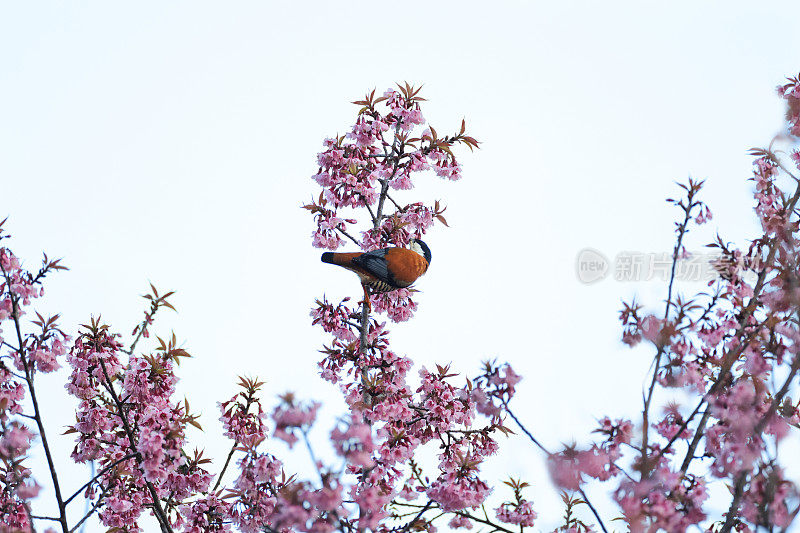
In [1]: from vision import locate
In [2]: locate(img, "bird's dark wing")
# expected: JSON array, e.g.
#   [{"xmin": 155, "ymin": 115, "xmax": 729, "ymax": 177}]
[{"xmin": 351, "ymin": 248, "xmax": 395, "ymax": 287}]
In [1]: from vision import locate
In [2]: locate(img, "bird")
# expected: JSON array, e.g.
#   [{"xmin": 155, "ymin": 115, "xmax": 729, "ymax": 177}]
[{"xmin": 321, "ymin": 239, "xmax": 432, "ymax": 305}]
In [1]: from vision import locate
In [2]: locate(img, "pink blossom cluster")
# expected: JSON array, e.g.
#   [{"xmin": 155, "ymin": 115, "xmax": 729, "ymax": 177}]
[
  {"xmin": 471, "ymin": 362, "xmax": 521, "ymax": 421},
  {"xmin": 384, "ymin": 89, "xmax": 425, "ymax": 132},
  {"xmin": 751, "ymin": 155, "xmax": 791, "ymax": 236},
  {"xmin": 358, "ymin": 202, "xmax": 441, "ymax": 253},
  {"xmin": 370, "ymin": 288, "xmax": 418, "ymax": 323},
  {"xmin": 215, "ymin": 377, "xmax": 355, "ymax": 533},
  {"xmin": 778, "ymin": 74, "xmax": 800, "ymax": 136},
  {"xmin": 271, "ymin": 396, "xmax": 320, "ymax": 447},
  {"xmin": 448, "ymin": 514, "xmax": 473, "ymax": 529},
  {"xmin": 0, "ymin": 248, "xmax": 42, "ymax": 309},
  {"xmin": 309, "ymin": 205, "xmax": 350, "ymax": 251},
  {"xmin": 653, "ymin": 404, "xmax": 691, "ymax": 441},
  {"xmin": 548, "ymin": 418, "xmax": 631, "ymax": 491},
  {"xmin": 308, "ymin": 86, "xmax": 474, "ymax": 254},
  {"xmin": 179, "ymin": 493, "xmax": 232, "ymax": 532},
  {"xmin": 310, "ymin": 296, "xmax": 358, "ymax": 342},
  {"xmin": 426, "ymin": 469, "xmax": 491, "ymax": 512},
  {"xmin": 0, "ymin": 362, "xmax": 25, "ymax": 419},
  {"xmin": 219, "ymin": 389, "xmax": 268, "ymax": 448},
  {"xmin": 428, "ymin": 149, "xmax": 462, "ymax": 181},
  {"xmin": 704, "ymin": 381, "xmax": 768, "ymax": 477},
  {"xmin": 228, "ymin": 451, "xmax": 284, "ymax": 532},
  {"xmin": 0, "ymin": 466, "xmax": 34, "ymax": 532},
  {"xmin": 0, "ymin": 421, "xmax": 40, "ymax": 529},
  {"xmin": 492, "ymin": 478, "xmax": 537, "ymax": 528},
  {"xmin": 495, "ymin": 500, "xmax": 537, "ymax": 527},
  {"xmin": 65, "ymin": 321, "xmax": 214, "ymax": 530},
  {"xmin": 331, "ymin": 417, "xmax": 375, "ymax": 468},
  {"xmin": 738, "ymin": 465, "xmax": 794, "ymax": 528},
  {"xmin": 310, "ymin": 296, "xmax": 507, "ymax": 521},
  {"xmin": 322, "ymin": 316, "xmax": 504, "ymax": 515},
  {"xmin": 417, "ymin": 366, "xmax": 475, "ymax": 437},
  {"xmin": 615, "ymin": 468, "xmax": 707, "ymax": 532},
  {"xmin": 65, "ymin": 324, "xmax": 123, "ymax": 404},
  {"xmin": 227, "ymin": 446, "xmax": 345, "ymax": 533}
]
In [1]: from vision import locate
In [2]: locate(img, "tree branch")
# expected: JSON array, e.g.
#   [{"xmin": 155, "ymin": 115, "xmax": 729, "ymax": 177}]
[
  {"xmin": 337, "ymin": 227, "xmax": 361, "ymax": 247},
  {"xmin": 68, "ymin": 483, "xmax": 109, "ymax": 533},
  {"xmin": 98, "ymin": 359, "xmax": 174, "ymax": 533},
  {"xmin": 213, "ymin": 442, "xmax": 238, "ymax": 492},
  {"xmin": 641, "ymin": 186, "xmax": 696, "ymax": 476},
  {"xmin": 64, "ymin": 453, "xmax": 137, "ymax": 506},
  {"xmin": 399, "ymin": 500, "xmax": 432, "ymax": 533},
  {"xmin": 1, "ymin": 263, "xmax": 69, "ymax": 533}
]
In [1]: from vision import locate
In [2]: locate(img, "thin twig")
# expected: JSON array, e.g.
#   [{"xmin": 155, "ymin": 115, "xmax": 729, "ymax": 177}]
[
  {"xmin": 502, "ymin": 403, "xmax": 547, "ymax": 454},
  {"xmin": 385, "ymin": 193, "xmax": 403, "ymax": 210},
  {"xmin": 365, "ymin": 203, "xmax": 378, "ymax": 226},
  {"xmin": 301, "ymin": 429, "xmax": 324, "ymax": 480},
  {"xmin": 337, "ymin": 227, "xmax": 361, "ymax": 247},
  {"xmin": 213, "ymin": 442, "xmax": 238, "ymax": 492},
  {"xmin": 577, "ymin": 488, "xmax": 609, "ymax": 533},
  {"xmin": 68, "ymin": 484, "xmax": 109, "ymax": 533},
  {"xmin": 680, "ymin": 408, "xmax": 711, "ymax": 472},
  {"xmin": 399, "ymin": 500, "xmax": 432, "ymax": 533},
  {"xmin": 123, "ymin": 316, "xmax": 150, "ymax": 356},
  {"xmin": 345, "ymin": 320, "xmax": 363, "ymax": 331},
  {"xmin": 1, "ymin": 340, "xmax": 20, "ymax": 352},
  {"xmin": 64, "ymin": 453, "xmax": 137, "ymax": 505},
  {"xmin": 392, "ymin": 501, "xmax": 515, "ymax": 533},
  {"xmin": 451, "ymin": 510, "xmax": 515, "ymax": 533}
]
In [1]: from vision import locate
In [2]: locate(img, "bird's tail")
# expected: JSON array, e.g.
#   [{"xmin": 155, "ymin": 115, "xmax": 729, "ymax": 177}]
[{"xmin": 321, "ymin": 251, "xmax": 360, "ymax": 266}]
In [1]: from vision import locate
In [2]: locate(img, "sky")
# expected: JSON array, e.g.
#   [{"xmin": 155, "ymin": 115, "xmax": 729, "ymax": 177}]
[{"xmin": 2, "ymin": 2, "xmax": 800, "ymax": 531}]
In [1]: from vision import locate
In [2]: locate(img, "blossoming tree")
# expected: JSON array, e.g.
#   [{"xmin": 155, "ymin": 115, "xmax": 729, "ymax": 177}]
[{"xmin": 0, "ymin": 74, "xmax": 799, "ymax": 532}]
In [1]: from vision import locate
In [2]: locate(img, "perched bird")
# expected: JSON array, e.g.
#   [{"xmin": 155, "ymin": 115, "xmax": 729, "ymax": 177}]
[{"xmin": 321, "ymin": 239, "xmax": 432, "ymax": 303}]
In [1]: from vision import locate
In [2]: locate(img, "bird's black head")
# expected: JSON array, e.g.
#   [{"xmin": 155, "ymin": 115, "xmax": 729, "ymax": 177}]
[{"xmin": 410, "ymin": 239, "xmax": 432, "ymax": 264}]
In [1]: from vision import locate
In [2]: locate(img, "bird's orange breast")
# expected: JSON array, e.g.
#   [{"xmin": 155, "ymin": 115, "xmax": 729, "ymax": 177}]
[{"xmin": 385, "ymin": 248, "xmax": 429, "ymax": 287}]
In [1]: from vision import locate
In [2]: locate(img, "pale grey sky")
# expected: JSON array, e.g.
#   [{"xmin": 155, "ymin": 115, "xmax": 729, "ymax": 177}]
[{"xmin": 2, "ymin": 2, "xmax": 800, "ymax": 530}]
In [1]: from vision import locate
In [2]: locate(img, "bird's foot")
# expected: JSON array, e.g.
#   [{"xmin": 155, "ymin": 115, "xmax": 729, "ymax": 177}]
[{"xmin": 361, "ymin": 284, "xmax": 372, "ymax": 313}]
